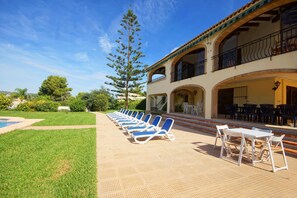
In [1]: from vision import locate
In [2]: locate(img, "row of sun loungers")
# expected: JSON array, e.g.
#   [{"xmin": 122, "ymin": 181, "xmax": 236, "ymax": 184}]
[{"xmin": 107, "ymin": 109, "xmax": 175, "ymax": 144}]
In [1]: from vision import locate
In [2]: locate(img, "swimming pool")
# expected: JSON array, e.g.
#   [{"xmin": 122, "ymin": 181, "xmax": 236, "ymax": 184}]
[{"xmin": 0, "ymin": 121, "xmax": 20, "ymax": 128}]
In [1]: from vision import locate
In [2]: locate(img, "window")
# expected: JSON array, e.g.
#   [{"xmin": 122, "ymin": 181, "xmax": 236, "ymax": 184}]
[{"xmin": 173, "ymin": 48, "xmax": 205, "ymax": 82}]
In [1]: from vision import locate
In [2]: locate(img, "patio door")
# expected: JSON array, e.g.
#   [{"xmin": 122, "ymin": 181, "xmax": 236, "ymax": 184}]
[
  {"xmin": 218, "ymin": 88, "xmax": 234, "ymax": 114},
  {"xmin": 287, "ymin": 86, "xmax": 297, "ymax": 105}
]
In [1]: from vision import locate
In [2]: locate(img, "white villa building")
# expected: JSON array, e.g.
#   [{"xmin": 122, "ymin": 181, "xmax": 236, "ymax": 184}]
[{"xmin": 146, "ymin": 0, "xmax": 297, "ymax": 120}]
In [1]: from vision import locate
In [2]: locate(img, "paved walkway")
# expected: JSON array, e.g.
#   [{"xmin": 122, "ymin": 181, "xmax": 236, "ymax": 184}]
[{"xmin": 96, "ymin": 113, "xmax": 297, "ymax": 197}]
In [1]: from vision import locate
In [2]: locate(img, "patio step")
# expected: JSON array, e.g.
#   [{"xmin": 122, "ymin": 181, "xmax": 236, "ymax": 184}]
[{"xmin": 162, "ymin": 113, "xmax": 297, "ymax": 156}]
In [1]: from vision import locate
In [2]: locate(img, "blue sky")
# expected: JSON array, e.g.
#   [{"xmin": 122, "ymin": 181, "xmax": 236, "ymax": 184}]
[{"xmin": 0, "ymin": 0, "xmax": 250, "ymax": 95}]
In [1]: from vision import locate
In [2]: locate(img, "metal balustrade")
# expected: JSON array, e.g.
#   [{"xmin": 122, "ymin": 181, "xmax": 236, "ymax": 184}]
[{"xmin": 213, "ymin": 24, "xmax": 297, "ymax": 71}]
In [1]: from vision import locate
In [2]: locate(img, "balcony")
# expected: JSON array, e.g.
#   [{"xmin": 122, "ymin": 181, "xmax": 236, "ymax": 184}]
[
  {"xmin": 148, "ymin": 75, "xmax": 166, "ymax": 84},
  {"xmin": 171, "ymin": 59, "xmax": 206, "ymax": 83},
  {"xmin": 213, "ymin": 24, "xmax": 297, "ymax": 71}
]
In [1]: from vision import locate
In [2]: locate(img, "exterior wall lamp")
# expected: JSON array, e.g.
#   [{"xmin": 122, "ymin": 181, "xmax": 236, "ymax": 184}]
[{"xmin": 272, "ymin": 81, "xmax": 281, "ymax": 91}]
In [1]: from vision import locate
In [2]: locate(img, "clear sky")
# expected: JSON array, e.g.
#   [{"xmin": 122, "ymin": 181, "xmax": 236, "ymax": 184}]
[{"xmin": 0, "ymin": 0, "xmax": 250, "ymax": 95}]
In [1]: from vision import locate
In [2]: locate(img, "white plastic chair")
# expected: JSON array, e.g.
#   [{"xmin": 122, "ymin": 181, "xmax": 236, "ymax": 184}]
[
  {"xmin": 220, "ymin": 129, "xmax": 248, "ymax": 166},
  {"xmin": 259, "ymin": 134, "xmax": 288, "ymax": 172},
  {"xmin": 214, "ymin": 125, "xmax": 229, "ymax": 149}
]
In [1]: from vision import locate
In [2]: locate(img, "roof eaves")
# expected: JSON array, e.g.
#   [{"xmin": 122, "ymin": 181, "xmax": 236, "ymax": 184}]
[{"xmin": 146, "ymin": 0, "xmax": 272, "ymax": 72}]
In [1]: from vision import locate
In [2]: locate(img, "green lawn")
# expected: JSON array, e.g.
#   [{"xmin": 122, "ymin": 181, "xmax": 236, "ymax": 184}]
[
  {"xmin": 0, "ymin": 128, "xmax": 96, "ymax": 197},
  {"xmin": 0, "ymin": 111, "xmax": 96, "ymax": 126}
]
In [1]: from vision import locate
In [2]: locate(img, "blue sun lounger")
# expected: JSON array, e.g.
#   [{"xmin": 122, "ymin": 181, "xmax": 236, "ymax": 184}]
[
  {"xmin": 131, "ymin": 118, "xmax": 175, "ymax": 144},
  {"xmin": 119, "ymin": 112, "xmax": 144, "ymax": 127},
  {"xmin": 121, "ymin": 113, "xmax": 151, "ymax": 129},
  {"xmin": 126, "ymin": 115, "xmax": 162, "ymax": 135},
  {"xmin": 107, "ymin": 108, "xmax": 125, "ymax": 119},
  {"xmin": 116, "ymin": 111, "xmax": 138, "ymax": 125},
  {"xmin": 112, "ymin": 111, "xmax": 133, "ymax": 122}
]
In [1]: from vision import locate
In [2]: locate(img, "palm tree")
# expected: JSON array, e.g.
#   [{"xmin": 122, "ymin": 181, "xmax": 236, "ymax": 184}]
[{"xmin": 14, "ymin": 88, "xmax": 28, "ymax": 100}]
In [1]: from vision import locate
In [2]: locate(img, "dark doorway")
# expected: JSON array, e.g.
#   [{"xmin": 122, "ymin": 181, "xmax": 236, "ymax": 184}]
[
  {"xmin": 218, "ymin": 88, "xmax": 234, "ymax": 114},
  {"xmin": 287, "ymin": 86, "xmax": 297, "ymax": 105}
]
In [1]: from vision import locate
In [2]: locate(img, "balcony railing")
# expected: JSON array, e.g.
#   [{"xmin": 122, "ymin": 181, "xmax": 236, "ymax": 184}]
[
  {"xmin": 213, "ymin": 24, "xmax": 297, "ymax": 71},
  {"xmin": 171, "ymin": 59, "xmax": 206, "ymax": 82},
  {"xmin": 148, "ymin": 75, "xmax": 166, "ymax": 84}
]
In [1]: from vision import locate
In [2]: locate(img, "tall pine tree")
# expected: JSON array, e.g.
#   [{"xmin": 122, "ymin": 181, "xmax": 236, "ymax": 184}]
[{"xmin": 105, "ymin": 9, "xmax": 146, "ymax": 109}]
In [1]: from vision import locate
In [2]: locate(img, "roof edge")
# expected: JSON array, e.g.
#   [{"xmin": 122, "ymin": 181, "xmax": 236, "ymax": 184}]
[{"xmin": 146, "ymin": 0, "xmax": 272, "ymax": 72}]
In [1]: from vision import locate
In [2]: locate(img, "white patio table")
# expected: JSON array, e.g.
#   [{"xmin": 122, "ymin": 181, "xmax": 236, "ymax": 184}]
[{"xmin": 227, "ymin": 128, "xmax": 274, "ymax": 166}]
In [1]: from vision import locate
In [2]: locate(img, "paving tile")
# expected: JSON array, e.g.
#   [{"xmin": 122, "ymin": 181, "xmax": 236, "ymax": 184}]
[{"xmin": 96, "ymin": 113, "xmax": 297, "ymax": 198}]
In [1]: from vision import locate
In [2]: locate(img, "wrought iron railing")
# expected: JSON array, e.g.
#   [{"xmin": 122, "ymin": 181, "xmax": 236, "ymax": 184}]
[
  {"xmin": 213, "ymin": 24, "xmax": 297, "ymax": 71},
  {"xmin": 148, "ymin": 75, "xmax": 166, "ymax": 84},
  {"xmin": 171, "ymin": 59, "xmax": 206, "ymax": 82}
]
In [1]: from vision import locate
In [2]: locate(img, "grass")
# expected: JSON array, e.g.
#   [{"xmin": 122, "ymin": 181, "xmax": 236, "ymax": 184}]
[
  {"xmin": 0, "ymin": 111, "xmax": 96, "ymax": 126},
  {"xmin": 0, "ymin": 128, "xmax": 97, "ymax": 197}
]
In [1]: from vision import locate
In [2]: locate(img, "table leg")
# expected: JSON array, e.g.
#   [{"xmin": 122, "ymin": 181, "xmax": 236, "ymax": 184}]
[{"xmin": 251, "ymin": 137, "xmax": 255, "ymax": 165}]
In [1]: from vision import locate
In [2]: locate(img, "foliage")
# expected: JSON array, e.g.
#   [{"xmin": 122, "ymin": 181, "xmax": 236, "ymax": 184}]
[
  {"xmin": 15, "ymin": 102, "xmax": 31, "ymax": 111},
  {"xmin": 0, "ymin": 111, "xmax": 96, "ymax": 126},
  {"xmin": 135, "ymin": 99, "xmax": 146, "ymax": 110},
  {"xmin": 105, "ymin": 9, "xmax": 147, "ymax": 109},
  {"xmin": 0, "ymin": 94, "xmax": 12, "ymax": 110},
  {"xmin": 80, "ymin": 87, "xmax": 111, "ymax": 111},
  {"xmin": 0, "ymin": 129, "xmax": 96, "ymax": 197},
  {"xmin": 69, "ymin": 99, "xmax": 86, "ymax": 112},
  {"xmin": 38, "ymin": 75, "xmax": 72, "ymax": 101},
  {"xmin": 114, "ymin": 100, "xmax": 125, "ymax": 110},
  {"xmin": 32, "ymin": 100, "xmax": 60, "ymax": 112},
  {"xmin": 13, "ymin": 88, "xmax": 28, "ymax": 100},
  {"xmin": 92, "ymin": 94, "xmax": 109, "ymax": 111}
]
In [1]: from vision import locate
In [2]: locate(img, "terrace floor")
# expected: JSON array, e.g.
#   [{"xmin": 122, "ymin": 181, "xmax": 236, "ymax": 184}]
[{"xmin": 96, "ymin": 113, "xmax": 297, "ymax": 198}]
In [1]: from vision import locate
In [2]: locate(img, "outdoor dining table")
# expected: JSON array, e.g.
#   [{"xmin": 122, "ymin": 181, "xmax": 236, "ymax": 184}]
[{"xmin": 227, "ymin": 128, "xmax": 274, "ymax": 166}]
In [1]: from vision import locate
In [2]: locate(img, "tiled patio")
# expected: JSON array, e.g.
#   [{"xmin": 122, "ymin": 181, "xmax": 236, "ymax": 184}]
[{"xmin": 96, "ymin": 113, "xmax": 297, "ymax": 197}]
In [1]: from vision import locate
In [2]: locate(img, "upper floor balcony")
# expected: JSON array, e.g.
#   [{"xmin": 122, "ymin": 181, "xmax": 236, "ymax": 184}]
[
  {"xmin": 171, "ymin": 48, "xmax": 206, "ymax": 83},
  {"xmin": 213, "ymin": 24, "xmax": 297, "ymax": 71},
  {"xmin": 213, "ymin": 2, "xmax": 297, "ymax": 71}
]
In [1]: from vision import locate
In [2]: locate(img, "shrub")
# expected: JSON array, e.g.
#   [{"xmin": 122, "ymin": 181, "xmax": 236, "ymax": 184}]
[
  {"xmin": 135, "ymin": 99, "xmax": 146, "ymax": 110},
  {"xmin": 69, "ymin": 99, "xmax": 86, "ymax": 112},
  {"xmin": 92, "ymin": 94, "xmax": 109, "ymax": 111},
  {"xmin": 33, "ymin": 100, "xmax": 60, "ymax": 112},
  {"xmin": 0, "ymin": 94, "xmax": 12, "ymax": 110},
  {"xmin": 15, "ymin": 102, "xmax": 31, "ymax": 111}
]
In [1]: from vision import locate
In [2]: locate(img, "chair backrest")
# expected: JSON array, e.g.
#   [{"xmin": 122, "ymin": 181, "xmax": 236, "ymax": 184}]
[
  {"xmin": 216, "ymin": 125, "xmax": 229, "ymax": 136},
  {"xmin": 136, "ymin": 112, "xmax": 144, "ymax": 120},
  {"xmin": 127, "ymin": 111, "xmax": 133, "ymax": 116},
  {"xmin": 223, "ymin": 129, "xmax": 244, "ymax": 139},
  {"xmin": 161, "ymin": 118, "xmax": 174, "ymax": 132},
  {"xmin": 271, "ymin": 134, "xmax": 285, "ymax": 142},
  {"xmin": 143, "ymin": 114, "xmax": 152, "ymax": 123},
  {"xmin": 270, "ymin": 134, "xmax": 285, "ymax": 147},
  {"xmin": 260, "ymin": 104, "xmax": 274, "ymax": 114},
  {"xmin": 151, "ymin": 115, "xmax": 162, "ymax": 127},
  {"xmin": 132, "ymin": 112, "xmax": 138, "ymax": 118},
  {"xmin": 252, "ymin": 127, "xmax": 272, "ymax": 133}
]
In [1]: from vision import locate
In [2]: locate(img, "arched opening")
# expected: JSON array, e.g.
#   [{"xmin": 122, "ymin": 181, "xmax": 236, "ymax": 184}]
[
  {"xmin": 212, "ymin": 70, "xmax": 297, "ymax": 126},
  {"xmin": 171, "ymin": 85, "xmax": 205, "ymax": 117},
  {"xmin": 148, "ymin": 67, "xmax": 166, "ymax": 83},
  {"xmin": 213, "ymin": 2, "xmax": 297, "ymax": 71},
  {"xmin": 171, "ymin": 48, "xmax": 206, "ymax": 82}
]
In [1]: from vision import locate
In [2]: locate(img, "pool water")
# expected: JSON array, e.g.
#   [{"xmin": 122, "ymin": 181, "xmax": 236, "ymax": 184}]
[{"xmin": 0, "ymin": 121, "xmax": 19, "ymax": 128}]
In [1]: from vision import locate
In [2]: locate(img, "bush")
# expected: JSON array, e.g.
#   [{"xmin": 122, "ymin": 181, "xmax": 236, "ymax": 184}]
[
  {"xmin": 69, "ymin": 99, "xmax": 86, "ymax": 112},
  {"xmin": 15, "ymin": 102, "xmax": 31, "ymax": 111},
  {"xmin": 0, "ymin": 94, "xmax": 12, "ymax": 110},
  {"xmin": 135, "ymin": 99, "xmax": 146, "ymax": 110},
  {"xmin": 92, "ymin": 94, "xmax": 109, "ymax": 111},
  {"xmin": 33, "ymin": 100, "xmax": 60, "ymax": 112}
]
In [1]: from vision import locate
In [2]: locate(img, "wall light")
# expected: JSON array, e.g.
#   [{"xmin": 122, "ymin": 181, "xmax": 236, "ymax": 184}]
[{"xmin": 272, "ymin": 81, "xmax": 281, "ymax": 91}]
